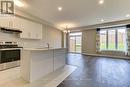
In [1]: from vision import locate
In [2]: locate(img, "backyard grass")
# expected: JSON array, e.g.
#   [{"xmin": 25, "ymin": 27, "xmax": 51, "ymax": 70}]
[
  {"xmin": 74, "ymin": 43, "xmax": 125, "ymax": 52},
  {"xmin": 76, "ymin": 44, "xmax": 81, "ymax": 52},
  {"xmin": 100, "ymin": 43, "xmax": 125, "ymax": 51}
]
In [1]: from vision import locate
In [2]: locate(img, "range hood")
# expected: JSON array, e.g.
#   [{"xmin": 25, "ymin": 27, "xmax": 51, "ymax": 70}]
[{"xmin": 0, "ymin": 27, "xmax": 22, "ymax": 34}]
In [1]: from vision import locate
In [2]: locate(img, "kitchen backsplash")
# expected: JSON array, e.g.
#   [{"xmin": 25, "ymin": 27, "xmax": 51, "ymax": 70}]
[{"xmin": 0, "ymin": 32, "xmax": 43, "ymax": 48}]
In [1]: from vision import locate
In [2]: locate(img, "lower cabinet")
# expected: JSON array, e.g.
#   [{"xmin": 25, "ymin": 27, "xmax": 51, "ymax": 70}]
[
  {"xmin": 21, "ymin": 48, "xmax": 66, "ymax": 82},
  {"xmin": 30, "ymin": 50, "xmax": 54, "ymax": 82},
  {"xmin": 53, "ymin": 49, "xmax": 66, "ymax": 71}
]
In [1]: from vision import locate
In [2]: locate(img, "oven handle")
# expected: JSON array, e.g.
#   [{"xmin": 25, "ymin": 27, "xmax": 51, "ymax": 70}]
[{"xmin": 0, "ymin": 48, "xmax": 22, "ymax": 51}]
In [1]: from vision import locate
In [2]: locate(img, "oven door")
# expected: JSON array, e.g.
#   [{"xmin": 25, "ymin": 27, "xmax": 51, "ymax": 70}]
[{"xmin": 0, "ymin": 49, "xmax": 20, "ymax": 63}]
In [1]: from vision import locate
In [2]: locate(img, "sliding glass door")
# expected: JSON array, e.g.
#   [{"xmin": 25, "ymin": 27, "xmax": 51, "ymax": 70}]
[
  {"xmin": 75, "ymin": 36, "xmax": 82, "ymax": 53},
  {"xmin": 69, "ymin": 32, "xmax": 82, "ymax": 53},
  {"xmin": 69, "ymin": 36, "xmax": 76, "ymax": 52}
]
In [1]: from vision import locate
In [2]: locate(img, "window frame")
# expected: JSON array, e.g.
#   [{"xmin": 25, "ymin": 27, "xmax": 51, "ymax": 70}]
[
  {"xmin": 100, "ymin": 30, "xmax": 107, "ymax": 50},
  {"xmin": 100, "ymin": 27, "xmax": 126, "ymax": 51},
  {"xmin": 108, "ymin": 29, "xmax": 116, "ymax": 50}
]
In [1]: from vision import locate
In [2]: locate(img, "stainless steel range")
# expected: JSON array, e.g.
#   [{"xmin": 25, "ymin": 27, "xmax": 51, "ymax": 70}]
[{"xmin": 0, "ymin": 42, "xmax": 22, "ymax": 71}]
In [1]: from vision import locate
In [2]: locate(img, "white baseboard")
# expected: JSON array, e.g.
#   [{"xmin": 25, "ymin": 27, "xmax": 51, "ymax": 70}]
[{"xmin": 82, "ymin": 53, "xmax": 130, "ymax": 60}]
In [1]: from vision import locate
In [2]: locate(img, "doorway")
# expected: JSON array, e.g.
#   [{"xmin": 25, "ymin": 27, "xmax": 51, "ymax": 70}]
[{"xmin": 69, "ymin": 32, "xmax": 82, "ymax": 53}]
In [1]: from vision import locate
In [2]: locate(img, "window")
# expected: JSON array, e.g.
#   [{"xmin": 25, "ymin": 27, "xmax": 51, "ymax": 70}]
[
  {"xmin": 100, "ymin": 31, "xmax": 107, "ymax": 50},
  {"xmin": 117, "ymin": 29, "xmax": 126, "ymax": 51},
  {"xmin": 108, "ymin": 30, "xmax": 116, "ymax": 50},
  {"xmin": 100, "ymin": 27, "xmax": 126, "ymax": 51}
]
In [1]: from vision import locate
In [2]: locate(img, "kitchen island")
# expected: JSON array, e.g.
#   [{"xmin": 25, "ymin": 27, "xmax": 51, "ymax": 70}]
[{"xmin": 21, "ymin": 48, "xmax": 66, "ymax": 83}]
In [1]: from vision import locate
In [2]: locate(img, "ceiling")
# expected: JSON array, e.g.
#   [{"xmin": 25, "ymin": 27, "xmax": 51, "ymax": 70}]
[{"xmin": 20, "ymin": 0, "xmax": 130, "ymax": 29}]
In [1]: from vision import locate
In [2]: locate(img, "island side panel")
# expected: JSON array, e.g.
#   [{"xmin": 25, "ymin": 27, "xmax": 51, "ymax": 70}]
[
  {"xmin": 21, "ymin": 50, "xmax": 31, "ymax": 82},
  {"xmin": 30, "ymin": 50, "xmax": 54, "ymax": 82},
  {"xmin": 53, "ymin": 49, "xmax": 66, "ymax": 71}
]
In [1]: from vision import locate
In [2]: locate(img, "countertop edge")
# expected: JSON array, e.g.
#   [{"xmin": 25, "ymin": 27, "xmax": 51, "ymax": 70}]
[{"xmin": 22, "ymin": 48, "xmax": 66, "ymax": 51}]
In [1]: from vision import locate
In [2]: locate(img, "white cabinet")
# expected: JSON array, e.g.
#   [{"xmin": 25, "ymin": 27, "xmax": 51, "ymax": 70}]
[
  {"xmin": 20, "ymin": 18, "xmax": 43, "ymax": 39},
  {"xmin": 0, "ymin": 17, "xmax": 21, "ymax": 30},
  {"xmin": 53, "ymin": 49, "xmax": 66, "ymax": 71},
  {"xmin": 30, "ymin": 50, "xmax": 54, "ymax": 82},
  {"xmin": 11, "ymin": 17, "xmax": 21, "ymax": 30},
  {"xmin": 0, "ymin": 17, "xmax": 9, "ymax": 28},
  {"xmin": 21, "ymin": 48, "xmax": 66, "ymax": 82},
  {"xmin": 0, "ymin": 16, "xmax": 42, "ymax": 40}
]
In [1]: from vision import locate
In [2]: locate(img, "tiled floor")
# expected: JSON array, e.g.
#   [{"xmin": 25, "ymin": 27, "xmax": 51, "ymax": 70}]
[
  {"xmin": 0, "ymin": 65, "xmax": 77, "ymax": 87},
  {"xmin": 58, "ymin": 53, "xmax": 130, "ymax": 87}
]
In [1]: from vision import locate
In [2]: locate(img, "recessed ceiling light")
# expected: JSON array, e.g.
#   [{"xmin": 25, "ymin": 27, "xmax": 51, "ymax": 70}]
[
  {"xmin": 99, "ymin": 0, "xmax": 104, "ymax": 4},
  {"xmin": 14, "ymin": 0, "xmax": 24, "ymax": 7},
  {"xmin": 58, "ymin": 7, "xmax": 62, "ymax": 11},
  {"xmin": 126, "ymin": 14, "xmax": 130, "ymax": 17},
  {"xmin": 101, "ymin": 19, "xmax": 104, "ymax": 22}
]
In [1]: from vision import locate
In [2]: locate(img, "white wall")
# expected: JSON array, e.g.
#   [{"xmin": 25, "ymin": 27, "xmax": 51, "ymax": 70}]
[
  {"xmin": 81, "ymin": 29, "xmax": 126, "ymax": 57},
  {"xmin": 42, "ymin": 24, "xmax": 62, "ymax": 48},
  {"xmin": 82, "ymin": 29, "xmax": 96, "ymax": 54}
]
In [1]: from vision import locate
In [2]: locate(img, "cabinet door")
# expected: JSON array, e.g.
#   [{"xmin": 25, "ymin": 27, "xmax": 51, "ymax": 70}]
[
  {"xmin": 0, "ymin": 17, "xmax": 9, "ymax": 28},
  {"xmin": 19, "ymin": 18, "xmax": 42, "ymax": 39},
  {"xmin": 31, "ymin": 50, "xmax": 54, "ymax": 81},
  {"xmin": 12, "ymin": 17, "xmax": 21, "ymax": 30},
  {"xmin": 53, "ymin": 49, "xmax": 66, "ymax": 71},
  {"xmin": 35, "ymin": 23, "xmax": 42, "ymax": 39},
  {"xmin": 30, "ymin": 21, "xmax": 42, "ymax": 39},
  {"xmin": 0, "ymin": 17, "xmax": 22, "ymax": 30},
  {"xmin": 19, "ymin": 18, "xmax": 33, "ymax": 39}
]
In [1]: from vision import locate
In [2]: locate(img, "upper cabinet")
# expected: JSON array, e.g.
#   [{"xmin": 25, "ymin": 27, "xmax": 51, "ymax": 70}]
[
  {"xmin": 11, "ymin": 17, "xmax": 22, "ymax": 30},
  {"xmin": 0, "ymin": 16, "xmax": 43, "ymax": 40},
  {"xmin": 0, "ymin": 17, "xmax": 21, "ymax": 30},
  {"xmin": 0, "ymin": 17, "xmax": 10, "ymax": 28},
  {"xmin": 19, "ymin": 18, "xmax": 43, "ymax": 39}
]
